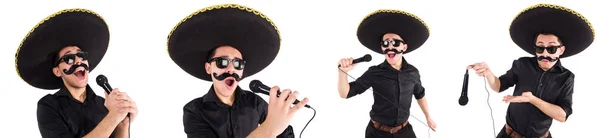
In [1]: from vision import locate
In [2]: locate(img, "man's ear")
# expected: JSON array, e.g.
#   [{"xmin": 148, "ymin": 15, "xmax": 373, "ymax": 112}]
[
  {"xmin": 52, "ymin": 67, "xmax": 61, "ymax": 77},
  {"xmin": 559, "ymin": 45, "xmax": 566, "ymax": 55},
  {"xmin": 205, "ymin": 62, "xmax": 211, "ymax": 74},
  {"xmin": 402, "ymin": 44, "xmax": 408, "ymax": 51}
]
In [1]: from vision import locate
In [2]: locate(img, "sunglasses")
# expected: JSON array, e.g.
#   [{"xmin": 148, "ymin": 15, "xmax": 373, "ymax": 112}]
[
  {"xmin": 534, "ymin": 46, "xmax": 561, "ymax": 54},
  {"xmin": 54, "ymin": 51, "xmax": 88, "ymax": 66},
  {"xmin": 207, "ymin": 57, "xmax": 246, "ymax": 70},
  {"xmin": 381, "ymin": 39, "xmax": 405, "ymax": 47}
]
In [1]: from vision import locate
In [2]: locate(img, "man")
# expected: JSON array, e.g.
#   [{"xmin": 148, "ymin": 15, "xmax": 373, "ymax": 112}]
[
  {"xmin": 337, "ymin": 9, "xmax": 437, "ymax": 138},
  {"xmin": 167, "ymin": 4, "xmax": 309, "ymax": 138},
  {"xmin": 468, "ymin": 4, "xmax": 594, "ymax": 138},
  {"xmin": 15, "ymin": 8, "xmax": 138, "ymax": 138}
]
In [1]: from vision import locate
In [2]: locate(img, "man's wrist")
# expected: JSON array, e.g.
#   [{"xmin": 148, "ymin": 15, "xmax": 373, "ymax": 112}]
[{"xmin": 106, "ymin": 112, "xmax": 123, "ymax": 124}]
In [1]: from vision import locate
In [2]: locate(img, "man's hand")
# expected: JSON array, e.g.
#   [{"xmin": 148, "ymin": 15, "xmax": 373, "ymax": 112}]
[
  {"xmin": 427, "ymin": 118, "xmax": 437, "ymax": 132},
  {"xmin": 104, "ymin": 88, "xmax": 138, "ymax": 124},
  {"xmin": 338, "ymin": 57, "xmax": 357, "ymax": 72},
  {"xmin": 262, "ymin": 86, "xmax": 309, "ymax": 136},
  {"xmin": 467, "ymin": 62, "xmax": 492, "ymax": 77},
  {"xmin": 503, "ymin": 91, "xmax": 534, "ymax": 103}
]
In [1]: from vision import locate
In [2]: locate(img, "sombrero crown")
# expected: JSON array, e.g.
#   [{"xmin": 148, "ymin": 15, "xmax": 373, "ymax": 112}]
[
  {"xmin": 357, "ymin": 9, "xmax": 430, "ymax": 54},
  {"xmin": 15, "ymin": 8, "xmax": 110, "ymax": 90},
  {"xmin": 509, "ymin": 4, "xmax": 595, "ymax": 58},
  {"xmin": 167, "ymin": 4, "xmax": 281, "ymax": 82}
]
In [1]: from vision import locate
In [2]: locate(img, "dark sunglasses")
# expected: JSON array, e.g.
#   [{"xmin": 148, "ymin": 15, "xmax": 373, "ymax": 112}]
[
  {"xmin": 534, "ymin": 46, "xmax": 561, "ymax": 54},
  {"xmin": 207, "ymin": 57, "xmax": 246, "ymax": 70},
  {"xmin": 381, "ymin": 39, "xmax": 405, "ymax": 47},
  {"xmin": 54, "ymin": 51, "xmax": 88, "ymax": 66}
]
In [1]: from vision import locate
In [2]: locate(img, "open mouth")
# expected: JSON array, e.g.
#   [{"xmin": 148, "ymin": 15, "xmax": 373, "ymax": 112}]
[
  {"xmin": 224, "ymin": 78, "xmax": 236, "ymax": 87},
  {"xmin": 386, "ymin": 53, "xmax": 396, "ymax": 59},
  {"xmin": 74, "ymin": 69, "xmax": 85, "ymax": 79}
]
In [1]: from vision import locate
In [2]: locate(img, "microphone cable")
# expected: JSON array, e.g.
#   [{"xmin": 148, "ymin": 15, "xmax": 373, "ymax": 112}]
[
  {"xmin": 338, "ymin": 67, "xmax": 433, "ymax": 138},
  {"xmin": 299, "ymin": 107, "xmax": 316, "ymax": 138},
  {"xmin": 483, "ymin": 75, "xmax": 496, "ymax": 137}
]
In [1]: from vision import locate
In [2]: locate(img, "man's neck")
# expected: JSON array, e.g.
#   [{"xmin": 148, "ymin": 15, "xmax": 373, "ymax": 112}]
[
  {"xmin": 390, "ymin": 57, "xmax": 403, "ymax": 70},
  {"xmin": 214, "ymin": 87, "xmax": 236, "ymax": 106},
  {"xmin": 65, "ymin": 84, "xmax": 87, "ymax": 103}
]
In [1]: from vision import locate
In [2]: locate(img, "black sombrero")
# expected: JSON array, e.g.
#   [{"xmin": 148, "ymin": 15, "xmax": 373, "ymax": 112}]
[
  {"xmin": 509, "ymin": 4, "xmax": 595, "ymax": 58},
  {"xmin": 357, "ymin": 9, "xmax": 430, "ymax": 54},
  {"xmin": 15, "ymin": 8, "xmax": 110, "ymax": 90},
  {"xmin": 167, "ymin": 4, "xmax": 281, "ymax": 82}
]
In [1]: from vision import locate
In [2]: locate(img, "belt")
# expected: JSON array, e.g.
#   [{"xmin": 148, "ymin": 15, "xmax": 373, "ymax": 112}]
[
  {"xmin": 505, "ymin": 124, "xmax": 550, "ymax": 138},
  {"xmin": 371, "ymin": 120, "xmax": 409, "ymax": 134}
]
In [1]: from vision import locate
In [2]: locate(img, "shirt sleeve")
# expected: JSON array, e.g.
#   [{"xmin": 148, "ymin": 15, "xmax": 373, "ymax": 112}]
[
  {"xmin": 183, "ymin": 100, "xmax": 218, "ymax": 138},
  {"xmin": 36, "ymin": 96, "xmax": 76, "ymax": 138},
  {"xmin": 556, "ymin": 74, "xmax": 574, "ymax": 121},
  {"xmin": 257, "ymin": 98, "xmax": 296, "ymax": 138},
  {"xmin": 276, "ymin": 126, "xmax": 296, "ymax": 138},
  {"xmin": 346, "ymin": 67, "xmax": 375, "ymax": 98},
  {"xmin": 413, "ymin": 83, "xmax": 426, "ymax": 100},
  {"xmin": 498, "ymin": 60, "xmax": 519, "ymax": 92}
]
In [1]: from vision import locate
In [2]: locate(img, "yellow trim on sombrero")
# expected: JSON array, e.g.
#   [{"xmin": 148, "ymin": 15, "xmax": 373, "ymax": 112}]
[
  {"xmin": 14, "ymin": 8, "xmax": 108, "ymax": 87},
  {"xmin": 358, "ymin": 9, "xmax": 430, "ymax": 35},
  {"xmin": 511, "ymin": 3, "xmax": 595, "ymax": 39},
  {"xmin": 166, "ymin": 3, "xmax": 282, "ymax": 58}
]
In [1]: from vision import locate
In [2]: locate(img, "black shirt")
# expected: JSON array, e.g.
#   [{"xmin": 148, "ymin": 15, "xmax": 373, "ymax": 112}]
[
  {"xmin": 347, "ymin": 58, "xmax": 426, "ymax": 127},
  {"xmin": 183, "ymin": 85, "xmax": 295, "ymax": 138},
  {"xmin": 498, "ymin": 57, "xmax": 574, "ymax": 137},
  {"xmin": 37, "ymin": 85, "xmax": 115, "ymax": 138}
]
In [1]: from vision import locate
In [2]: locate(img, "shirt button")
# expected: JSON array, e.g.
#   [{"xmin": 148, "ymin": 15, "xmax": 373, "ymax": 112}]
[{"xmin": 234, "ymin": 126, "xmax": 238, "ymax": 129}]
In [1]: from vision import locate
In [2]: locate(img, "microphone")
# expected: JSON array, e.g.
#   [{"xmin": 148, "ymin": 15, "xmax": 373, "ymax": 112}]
[
  {"xmin": 96, "ymin": 74, "xmax": 113, "ymax": 94},
  {"xmin": 459, "ymin": 69, "xmax": 469, "ymax": 106},
  {"xmin": 249, "ymin": 80, "xmax": 312, "ymax": 109},
  {"xmin": 338, "ymin": 54, "xmax": 372, "ymax": 67}
]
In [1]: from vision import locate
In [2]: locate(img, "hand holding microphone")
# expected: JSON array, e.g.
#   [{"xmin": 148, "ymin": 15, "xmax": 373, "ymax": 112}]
[
  {"xmin": 338, "ymin": 54, "xmax": 372, "ymax": 72},
  {"xmin": 250, "ymin": 80, "xmax": 312, "ymax": 109},
  {"xmin": 97, "ymin": 75, "xmax": 138, "ymax": 124},
  {"xmin": 249, "ymin": 80, "xmax": 310, "ymax": 136}
]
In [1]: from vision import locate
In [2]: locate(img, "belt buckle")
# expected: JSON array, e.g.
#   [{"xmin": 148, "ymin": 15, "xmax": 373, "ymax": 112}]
[{"xmin": 389, "ymin": 126, "xmax": 396, "ymax": 134}]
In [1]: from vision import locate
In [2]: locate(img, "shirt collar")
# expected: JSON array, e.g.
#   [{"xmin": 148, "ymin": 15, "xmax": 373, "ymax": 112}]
[
  {"xmin": 54, "ymin": 84, "xmax": 97, "ymax": 104},
  {"xmin": 203, "ymin": 84, "xmax": 244, "ymax": 104},
  {"xmin": 379, "ymin": 57, "xmax": 413, "ymax": 71}
]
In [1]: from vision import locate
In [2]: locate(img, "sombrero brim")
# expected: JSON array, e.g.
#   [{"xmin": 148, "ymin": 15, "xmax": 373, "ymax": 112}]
[
  {"xmin": 15, "ymin": 8, "xmax": 110, "ymax": 90},
  {"xmin": 510, "ymin": 4, "xmax": 595, "ymax": 58},
  {"xmin": 357, "ymin": 9, "xmax": 429, "ymax": 54},
  {"xmin": 168, "ymin": 4, "xmax": 281, "ymax": 82}
]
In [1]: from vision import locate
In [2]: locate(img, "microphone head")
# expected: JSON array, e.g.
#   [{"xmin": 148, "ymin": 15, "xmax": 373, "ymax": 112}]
[
  {"xmin": 249, "ymin": 80, "xmax": 263, "ymax": 92},
  {"xmin": 459, "ymin": 96, "xmax": 468, "ymax": 106},
  {"xmin": 96, "ymin": 74, "xmax": 108, "ymax": 86},
  {"xmin": 363, "ymin": 54, "xmax": 372, "ymax": 62}
]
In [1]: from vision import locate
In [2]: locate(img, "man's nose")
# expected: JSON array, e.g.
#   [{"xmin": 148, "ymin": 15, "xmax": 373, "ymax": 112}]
[{"xmin": 73, "ymin": 56, "xmax": 84, "ymax": 65}]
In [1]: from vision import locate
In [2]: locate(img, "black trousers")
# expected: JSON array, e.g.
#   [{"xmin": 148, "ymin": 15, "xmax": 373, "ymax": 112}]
[
  {"xmin": 365, "ymin": 120, "xmax": 416, "ymax": 138},
  {"xmin": 496, "ymin": 126, "xmax": 552, "ymax": 138}
]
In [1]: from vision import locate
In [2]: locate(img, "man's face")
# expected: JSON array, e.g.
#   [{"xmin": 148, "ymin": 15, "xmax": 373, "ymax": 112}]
[
  {"xmin": 535, "ymin": 34, "xmax": 564, "ymax": 70},
  {"xmin": 52, "ymin": 46, "xmax": 89, "ymax": 88},
  {"xmin": 205, "ymin": 46, "xmax": 245, "ymax": 98},
  {"xmin": 380, "ymin": 33, "xmax": 407, "ymax": 64}
]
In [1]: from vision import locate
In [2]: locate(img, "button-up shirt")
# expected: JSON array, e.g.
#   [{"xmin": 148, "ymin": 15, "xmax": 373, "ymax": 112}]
[
  {"xmin": 499, "ymin": 57, "xmax": 574, "ymax": 137},
  {"xmin": 37, "ymin": 85, "xmax": 115, "ymax": 138},
  {"xmin": 347, "ymin": 58, "xmax": 426, "ymax": 127},
  {"xmin": 183, "ymin": 85, "xmax": 295, "ymax": 138}
]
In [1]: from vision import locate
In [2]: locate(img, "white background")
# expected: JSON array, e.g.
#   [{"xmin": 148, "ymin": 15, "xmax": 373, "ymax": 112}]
[{"xmin": 0, "ymin": 0, "xmax": 598, "ymax": 137}]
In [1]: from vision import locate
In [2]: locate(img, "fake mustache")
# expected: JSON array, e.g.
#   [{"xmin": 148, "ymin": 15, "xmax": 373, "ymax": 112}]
[
  {"xmin": 63, "ymin": 63, "xmax": 89, "ymax": 75},
  {"xmin": 536, "ymin": 56, "xmax": 558, "ymax": 62},
  {"xmin": 213, "ymin": 72, "xmax": 241, "ymax": 81},
  {"xmin": 383, "ymin": 49, "xmax": 404, "ymax": 54}
]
